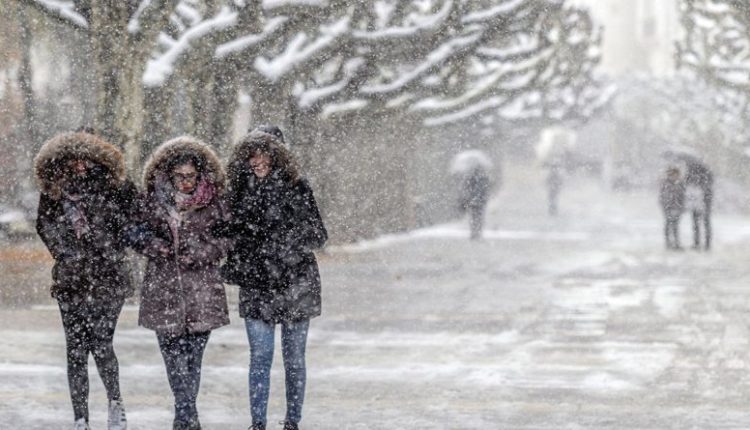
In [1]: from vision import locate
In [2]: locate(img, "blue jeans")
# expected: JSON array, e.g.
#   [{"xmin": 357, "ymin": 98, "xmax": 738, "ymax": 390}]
[
  {"xmin": 156, "ymin": 331, "xmax": 210, "ymax": 424},
  {"xmin": 245, "ymin": 318, "xmax": 310, "ymax": 425}
]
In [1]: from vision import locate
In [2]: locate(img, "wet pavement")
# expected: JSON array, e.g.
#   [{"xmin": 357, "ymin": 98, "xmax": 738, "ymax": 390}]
[{"xmin": 3, "ymin": 170, "xmax": 750, "ymax": 429}]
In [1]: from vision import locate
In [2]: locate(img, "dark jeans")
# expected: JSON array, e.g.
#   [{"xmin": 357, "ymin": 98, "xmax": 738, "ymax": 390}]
[
  {"xmin": 664, "ymin": 210, "xmax": 681, "ymax": 249},
  {"xmin": 692, "ymin": 209, "xmax": 711, "ymax": 250},
  {"xmin": 58, "ymin": 294, "xmax": 124, "ymax": 421},
  {"xmin": 157, "ymin": 331, "xmax": 210, "ymax": 425},
  {"xmin": 245, "ymin": 318, "xmax": 309, "ymax": 425}
]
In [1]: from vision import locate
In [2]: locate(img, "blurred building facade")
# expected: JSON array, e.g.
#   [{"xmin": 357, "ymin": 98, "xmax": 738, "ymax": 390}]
[{"xmin": 572, "ymin": 0, "xmax": 681, "ymax": 76}]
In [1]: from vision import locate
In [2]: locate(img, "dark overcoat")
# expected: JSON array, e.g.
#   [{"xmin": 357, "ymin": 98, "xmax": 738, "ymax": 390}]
[
  {"xmin": 34, "ymin": 132, "xmax": 137, "ymax": 300},
  {"xmin": 134, "ymin": 137, "xmax": 230, "ymax": 335},
  {"xmin": 220, "ymin": 139, "xmax": 327, "ymax": 323}
]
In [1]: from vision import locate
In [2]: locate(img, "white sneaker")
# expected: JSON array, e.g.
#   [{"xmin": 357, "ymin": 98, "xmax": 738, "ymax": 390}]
[
  {"xmin": 108, "ymin": 399, "xmax": 128, "ymax": 430},
  {"xmin": 73, "ymin": 418, "xmax": 90, "ymax": 430}
]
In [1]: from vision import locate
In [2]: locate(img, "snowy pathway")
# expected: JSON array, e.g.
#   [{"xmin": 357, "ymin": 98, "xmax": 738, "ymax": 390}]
[{"xmin": 4, "ymin": 171, "xmax": 750, "ymax": 429}]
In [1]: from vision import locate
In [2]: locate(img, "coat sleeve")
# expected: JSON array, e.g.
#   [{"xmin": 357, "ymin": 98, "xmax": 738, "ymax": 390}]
[
  {"xmin": 36, "ymin": 193, "xmax": 74, "ymax": 260},
  {"xmin": 286, "ymin": 179, "xmax": 328, "ymax": 250},
  {"xmin": 122, "ymin": 192, "xmax": 154, "ymax": 252},
  {"xmin": 211, "ymin": 194, "xmax": 260, "ymax": 239},
  {"xmin": 116, "ymin": 181, "xmax": 142, "ymax": 249},
  {"xmin": 123, "ymin": 193, "xmax": 175, "ymax": 260}
]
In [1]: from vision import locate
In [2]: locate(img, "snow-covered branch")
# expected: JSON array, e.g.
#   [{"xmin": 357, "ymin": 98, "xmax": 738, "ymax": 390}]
[
  {"xmin": 678, "ymin": 0, "xmax": 750, "ymax": 92},
  {"xmin": 143, "ymin": 6, "xmax": 238, "ymax": 87},
  {"xmin": 214, "ymin": 16, "xmax": 287, "ymax": 59},
  {"xmin": 254, "ymin": 16, "xmax": 350, "ymax": 82},
  {"xmin": 18, "ymin": 0, "xmax": 88, "ymax": 29}
]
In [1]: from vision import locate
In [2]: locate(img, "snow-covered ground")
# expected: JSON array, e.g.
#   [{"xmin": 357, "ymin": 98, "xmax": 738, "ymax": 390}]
[{"xmin": 4, "ymin": 167, "xmax": 750, "ymax": 429}]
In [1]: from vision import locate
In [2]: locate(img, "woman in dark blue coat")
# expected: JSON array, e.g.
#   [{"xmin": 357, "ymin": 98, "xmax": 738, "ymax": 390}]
[{"xmin": 216, "ymin": 129, "xmax": 327, "ymax": 430}]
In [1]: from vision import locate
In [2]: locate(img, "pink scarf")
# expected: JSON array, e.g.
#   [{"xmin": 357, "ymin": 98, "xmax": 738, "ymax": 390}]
[{"xmin": 175, "ymin": 177, "xmax": 216, "ymax": 212}]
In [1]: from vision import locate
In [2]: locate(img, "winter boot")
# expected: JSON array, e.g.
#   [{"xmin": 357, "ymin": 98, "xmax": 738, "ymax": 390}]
[
  {"xmin": 281, "ymin": 421, "xmax": 299, "ymax": 430},
  {"xmin": 73, "ymin": 418, "xmax": 90, "ymax": 430},
  {"xmin": 108, "ymin": 399, "xmax": 127, "ymax": 430},
  {"xmin": 173, "ymin": 420, "xmax": 190, "ymax": 430},
  {"xmin": 249, "ymin": 424, "xmax": 266, "ymax": 430}
]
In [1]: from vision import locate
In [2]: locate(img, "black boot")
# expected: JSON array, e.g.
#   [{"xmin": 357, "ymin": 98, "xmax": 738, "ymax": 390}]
[
  {"xmin": 281, "ymin": 422, "xmax": 299, "ymax": 430},
  {"xmin": 249, "ymin": 424, "xmax": 266, "ymax": 430}
]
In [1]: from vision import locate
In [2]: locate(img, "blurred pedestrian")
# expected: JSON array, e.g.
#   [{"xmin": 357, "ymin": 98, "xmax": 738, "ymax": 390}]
[
  {"xmin": 132, "ymin": 136, "xmax": 230, "ymax": 430},
  {"xmin": 459, "ymin": 165, "xmax": 491, "ymax": 240},
  {"xmin": 683, "ymin": 160, "xmax": 713, "ymax": 250},
  {"xmin": 216, "ymin": 129, "xmax": 327, "ymax": 430},
  {"xmin": 34, "ymin": 131, "xmax": 136, "ymax": 430},
  {"xmin": 546, "ymin": 163, "xmax": 563, "ymax": 216},
  {"xmin": 659, "ymin": 166, "xmax": 685, "ymax": 250}
]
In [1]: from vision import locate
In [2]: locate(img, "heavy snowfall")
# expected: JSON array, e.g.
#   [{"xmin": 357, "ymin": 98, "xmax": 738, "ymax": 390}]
[{"xmin": 2, "ymin": 0, "xmax": 750, "ymax": 429}]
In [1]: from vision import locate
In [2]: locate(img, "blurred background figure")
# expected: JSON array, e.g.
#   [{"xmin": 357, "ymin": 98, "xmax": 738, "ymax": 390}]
[
  {"xmin": 546, "ymin": 163, "xmax": 564, "ymax": 216},
  {"xmin": 659, "ymin": 165, "xmax": 685, "ymax": 251},
  {"xmin": 537, "ymin": 126, "xmax": 575, "ymax": 216},
  {"xmin": 663, "ymin": 150, "xmax": 713, "ymax": 250},
  {"xmin": 450, "ymin": 150, "xmax": 492, "ymax": 240}
]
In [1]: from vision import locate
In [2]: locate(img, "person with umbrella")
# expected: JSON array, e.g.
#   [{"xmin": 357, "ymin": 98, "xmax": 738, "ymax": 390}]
[{"xmin": 450, "ymin": 150, "xmax": 493, "ymax": 240}]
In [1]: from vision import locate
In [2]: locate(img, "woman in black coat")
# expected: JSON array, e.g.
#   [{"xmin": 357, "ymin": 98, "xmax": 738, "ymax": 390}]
[
  {"xmin": 217, "ymin": 129, "xmax": 327, "ymax": 430},
  {"xmin": 34, "ymin": 131, "xmax": 135, "ymax": 430}
]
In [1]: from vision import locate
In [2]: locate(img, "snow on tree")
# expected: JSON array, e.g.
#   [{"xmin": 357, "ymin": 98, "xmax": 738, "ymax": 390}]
[
  {"xmin": 13, "ymin": 0, "xmax": 608, "ymax": 170},
  {"xmin": 676, "ymin": 0, "xmax": 750, "ymax": 158},
  {"xmin": 677, "ymin": 0, "xmax": 750, "ymax": 92}
]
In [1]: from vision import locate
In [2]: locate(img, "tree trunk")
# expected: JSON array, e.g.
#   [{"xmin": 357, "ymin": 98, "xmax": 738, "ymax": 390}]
[
  {"xmin": 141, "ymin": 85, "xmax": 173, "ymax": 161},
  {"xmin": 16, "ymin": 5, "xmax": 37, "ymax": 197},
  {"xmin": 209, "ymin": 63, "xmax": 240, "ymax": 152},
  {"xmin": 18, "ymin": 5, "xmax": 36, "ymax": 147},
  {"xmin": 89, "ymin": 2, "xmax": 152, "ymax": 174}
]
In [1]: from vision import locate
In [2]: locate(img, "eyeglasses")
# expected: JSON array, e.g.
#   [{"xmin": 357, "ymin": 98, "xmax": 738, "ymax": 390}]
[
  {"xmin": 172, "ymin": 172, "xmax": 199, "ymax": 183},
  {"xmin": 249, "ymin": 161, "xmax": 271, "ymax": 170}
]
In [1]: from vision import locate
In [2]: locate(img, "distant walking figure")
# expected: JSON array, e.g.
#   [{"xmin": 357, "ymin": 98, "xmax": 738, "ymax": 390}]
[
  {"xmin": 546, "ymin": 164, "xmax": 563, "ymax": 216},
  {"xmin": 34, "ymin": 131, "xmax": 136, "ymax": 430},
  {"xmin": 132, "ymin": 136, "xmax": 230, "ymax": 430},
  {"xmin": 461, "ymin": 166, "xmax": 491, "ymax": 239},
  {"xmin": 451, "ymin": 150, "xmax": 493, "ymax": 240},
  {"xmin": 216, "ymin": 129, "xmax": 327, "ymax": 430},
  {"xmin": 659, "ymin": 166, "xmax": 685, "ymax": 250},
  {"xmin": 683, "ymin": 160, "xmax": 713, "ymax": 250}
]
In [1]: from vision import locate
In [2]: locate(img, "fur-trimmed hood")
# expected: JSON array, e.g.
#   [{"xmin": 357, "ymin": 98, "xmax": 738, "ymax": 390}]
[
  {"xmin": 143, "ymin": 136, "xmax": 225, "ymax": 193},
  {"xmin": 34, "ymin": 132, "xmax": 126, "ymax": 198},
  {"xmin": 228, "ymin": 130, "xmax": 300, "ymax": 186}
]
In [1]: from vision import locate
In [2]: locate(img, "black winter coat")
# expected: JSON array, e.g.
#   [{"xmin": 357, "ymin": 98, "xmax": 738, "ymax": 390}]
[
  {"xmin": 36, "ymin": 179, "xmax": 138, "ymax": 300},
  {"xmin": 219, "ymin": 174, "xmax": 327, "ymax": 323},
  {"xmin": 459, "ymin": 168, "xmax": 490, "ymax": 211},
  {"xmin": 659, "ymin": 178, "xmax": 685, "ymax": 214}
]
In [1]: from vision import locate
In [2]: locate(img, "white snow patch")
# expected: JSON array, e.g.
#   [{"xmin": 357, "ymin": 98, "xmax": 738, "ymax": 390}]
[
  {"xmin": 462, "ymin": 0, "xmax": 526, "ymax": 24},
  {"xmin": 330, "ymin": 222, "xmax": 589, "ymax": 253},
  {"xmin": 34, "ymin": 0, "xmax": 88, "ymax": 28},
  {"xmin": 127, "ymin": 0, "xmax": 153, "ymax": 33},
  {"xmin": 262, "ymin": 0, "xmax": 327, "ymax": 9},
  {"xmin": 352, "ymin": 0, "xmax": 452, "ymax": 40},
  {"xmin": 321, "ymin": 99, "xmax": 368, "ymax": 117},
  {"xmin": 652, "ymin": 285, "xmax": 686, "ymax": 318}
]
